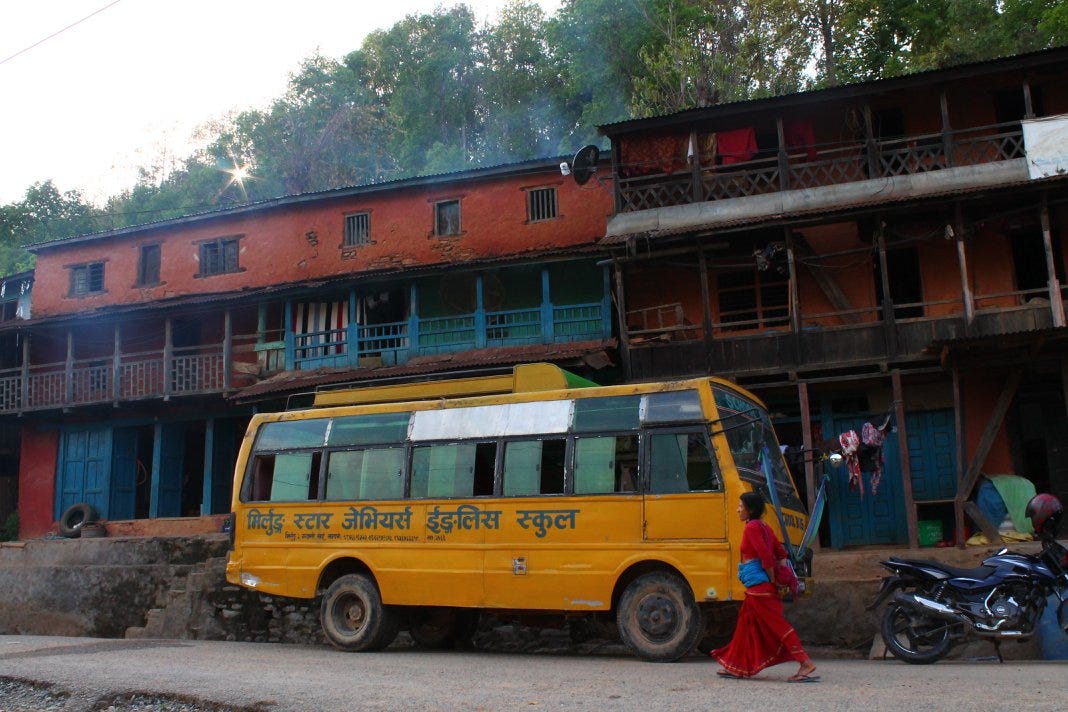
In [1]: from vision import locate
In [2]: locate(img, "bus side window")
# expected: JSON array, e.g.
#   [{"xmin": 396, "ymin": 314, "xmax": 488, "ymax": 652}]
[
  {"xmin": 325, "ymin": 448, "xmax": 405, "ymax": 501},
  {"xmin": 503, "ymin": 439, "xmax": 566, "ymax": 496},
  {"xmin": 411, "ymin": 442, "xmax": 497, "ymax": 498},
  {"xmin": 647, "ymin": 431, "xmax": 721, "ymax": 494},
  {"xmin": 573, "ymin": 435, "xmax": 639, "ymax": 494},
  {"xmin": 246, "ymin": 452, "xmax": 321, "ymax": 502}
]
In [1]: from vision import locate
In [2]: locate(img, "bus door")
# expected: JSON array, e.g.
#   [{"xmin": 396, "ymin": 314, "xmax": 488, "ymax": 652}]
[{"xmin": 642, "ymin": 426, "xmax": 727, "ymax": 540}]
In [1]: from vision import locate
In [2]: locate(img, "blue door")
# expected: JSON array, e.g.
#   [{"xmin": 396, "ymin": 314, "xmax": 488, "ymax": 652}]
[
  {"xmin": 906, "ymin": 410, "xmax": 958, "ymax": 502},
  {"xmin": 152, "ymin": 423, "xmax": 186, "ymax": 517},
  {"xmin": 58, "ymin": 429, "xmax": 112, "ymax": 519},
  {"xmin": 210, "ymin": 418, "xmax": 242, "ymax": 514},
  {"xmin": 109, "ymin": 427, "xmax": 139, "ymax": 520},
  {"xmin": 827, "ymin": 414, "xmax": 908, "ymax": 548}
]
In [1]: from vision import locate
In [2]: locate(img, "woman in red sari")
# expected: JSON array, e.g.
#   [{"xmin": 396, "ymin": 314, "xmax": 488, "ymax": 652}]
[{"xmin": 712, "ymin": 491, "xmax": 818, "ymax": 682}]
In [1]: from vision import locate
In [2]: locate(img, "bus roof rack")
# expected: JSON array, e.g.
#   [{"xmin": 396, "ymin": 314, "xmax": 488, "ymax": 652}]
[{"xmin": 310, "ymin": 363, "xmax": 598, "ymax": 408}]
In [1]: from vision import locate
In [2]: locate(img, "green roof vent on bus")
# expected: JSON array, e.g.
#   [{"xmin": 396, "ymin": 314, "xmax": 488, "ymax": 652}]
[{"xmin": 312, "ymin": 363, "xmax": 597, "ymax": 408}]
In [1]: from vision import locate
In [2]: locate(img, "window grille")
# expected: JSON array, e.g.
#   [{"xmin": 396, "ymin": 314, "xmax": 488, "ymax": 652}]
[
  {"xmin": 199, "ymin": 238, "xmax": 240, "ymax": 276},
  {"xmin": 527, "ymin": 187, "xmax": 558, "ymax": 222},
  {"xmin": 344, "ymin": 212, "xmax": 371, "ymax": 246},
  {"xmin": 70, "ymin": 262, "xmax": 105, "ymax": 295}
]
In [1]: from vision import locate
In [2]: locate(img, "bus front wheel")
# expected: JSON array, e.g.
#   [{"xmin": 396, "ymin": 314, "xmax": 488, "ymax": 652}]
[
  {"xmin": 320, "ymin": 574, "xmax": 399, "ymax": 652},
  {"xmin": 616, "ymin": 572, "xmax": 703, "ymax": 662}
]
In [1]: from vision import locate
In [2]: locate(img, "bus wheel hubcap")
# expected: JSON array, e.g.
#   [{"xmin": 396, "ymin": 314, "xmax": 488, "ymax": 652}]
[
  {"xmin": 637, "ymin": 594, "xmax": 676, "ymax": 638},
  {"xmin": 341, "ymin": 597, "xmax": 367, "ymax": 630}
]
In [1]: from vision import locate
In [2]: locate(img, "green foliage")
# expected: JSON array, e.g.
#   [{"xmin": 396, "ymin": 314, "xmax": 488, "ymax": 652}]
[{"xmin": 0, "ymin": 511, "xmax": 17, "ymax": 542}]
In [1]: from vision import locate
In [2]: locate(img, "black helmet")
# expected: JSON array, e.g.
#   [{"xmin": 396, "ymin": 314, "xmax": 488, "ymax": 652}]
[{"xmin": 1025, "ymin": 493, "xmax": 1063, "ymax": 539}]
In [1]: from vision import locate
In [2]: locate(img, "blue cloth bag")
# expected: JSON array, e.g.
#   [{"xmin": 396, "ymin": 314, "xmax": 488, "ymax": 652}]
[{"xmin": 738, "ymin": 559, "xmax": 770, "ymax": 588}]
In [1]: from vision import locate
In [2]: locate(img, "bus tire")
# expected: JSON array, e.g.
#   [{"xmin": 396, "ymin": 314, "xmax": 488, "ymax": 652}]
[
  {"xmin": 409, "ymin": 607, "xmax": 465, "ymax": 649},
  {"xmin": 320, "ymin": 574, "xmax": 399, "ymax": 652},
  {"xmin": 616, "ymin": 572, "xmax": 703, "ymax": 662}
]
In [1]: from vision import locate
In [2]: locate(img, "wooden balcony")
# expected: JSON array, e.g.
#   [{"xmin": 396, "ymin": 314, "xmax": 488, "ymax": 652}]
[{"xmin": 615, "ymin": 123, "xmax": 1026, "ymax": 216}]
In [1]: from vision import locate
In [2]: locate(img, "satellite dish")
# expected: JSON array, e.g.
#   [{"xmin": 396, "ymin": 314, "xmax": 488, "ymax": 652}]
[{"xmin": 570, "ymin": 145, "xmax": 600, "ymax": 186}]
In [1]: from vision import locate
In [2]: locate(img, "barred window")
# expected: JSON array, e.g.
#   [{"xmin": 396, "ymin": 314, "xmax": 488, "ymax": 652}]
[
  {"xmin": 199, "ymin": 238, "xmax": 240, "ymax": 276},
  {"xmin": 527, "ymin": 187, "xmax": 558, "ymax": 222},
  {"xmin": 344, "ymin": 212, "xmax": 371, "ymax": 246},
  {"xmin": 434, "ymin": 200, "xmax": 461, "ymax": 236},
  {"xmin": 70, "ymin": 262, "xmax": 105, "ymax": 296}
]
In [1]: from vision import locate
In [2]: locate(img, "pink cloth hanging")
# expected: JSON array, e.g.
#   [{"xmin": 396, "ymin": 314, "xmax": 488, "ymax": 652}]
[{"xmin": 839, "ymin": 430, "xmax": 862, "ymax": 496}]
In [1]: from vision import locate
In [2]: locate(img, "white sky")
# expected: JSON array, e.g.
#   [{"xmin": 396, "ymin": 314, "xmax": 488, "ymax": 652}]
[{"xmin": 0, "ymin": 0, "xmax": 563, "ymax": 205}]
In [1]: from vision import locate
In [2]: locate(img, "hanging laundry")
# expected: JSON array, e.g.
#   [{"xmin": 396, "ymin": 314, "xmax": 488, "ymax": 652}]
[
  {"xmin": 839, "ymin": 430, "xmax": 862, "ymax": 496},
  {"xmin": 717, "ymin": 127, "xmax": 757, "ymax": 165},
  {"xmin": 861, "ymin": 421, "xmax": 890, "ymax": 495}
]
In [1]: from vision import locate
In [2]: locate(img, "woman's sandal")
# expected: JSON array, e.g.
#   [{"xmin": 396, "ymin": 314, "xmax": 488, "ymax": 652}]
[
  {"xmin": 787, "ymin": 673, "xmax": 820, "ymax": 683},
  {"xmin": 716, "ymin": 670, "xmax": 744, "ymax": 679}
]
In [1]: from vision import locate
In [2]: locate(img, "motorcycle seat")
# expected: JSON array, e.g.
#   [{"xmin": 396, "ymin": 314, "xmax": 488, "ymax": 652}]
[{"xmin": 888, "ymin": 556, "xmax": 996, "ymax": 580}]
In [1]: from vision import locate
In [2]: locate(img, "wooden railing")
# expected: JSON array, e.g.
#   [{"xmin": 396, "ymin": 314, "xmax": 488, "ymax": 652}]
[{"xmin": 617, "ymin": 122, "xmax": 1026, "ymax": 214}]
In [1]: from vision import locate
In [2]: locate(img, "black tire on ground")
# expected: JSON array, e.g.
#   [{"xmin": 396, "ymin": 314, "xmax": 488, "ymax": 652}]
[
  {"xmin": 880, "ymin": 602, "xmax": 953, "ymax": 664},
  {"xmin": 320, "ymin": 573, "xmax": 400, "ymax": 652},
  {"xmin": 616, "ymin": 571, "xmax": 704, "ymax": 662},
  {"xmin": 409, "ymin": 607, "xmax": 468, "ymax": 649},
  {"xmin": 58, "ymin": 503, "xmax": 99, "ymax": 538}
]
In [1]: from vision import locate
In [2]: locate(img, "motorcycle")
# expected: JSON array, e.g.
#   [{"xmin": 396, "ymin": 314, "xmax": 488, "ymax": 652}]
[{"xmin": 867, "ymin": 495, "xmax": 1068, "ymax": 664}]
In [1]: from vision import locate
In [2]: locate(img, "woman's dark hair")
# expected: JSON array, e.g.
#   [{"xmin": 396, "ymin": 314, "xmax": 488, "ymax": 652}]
[{"xmin": 740, "ymin": 491, "xmax": 766, "ymax": 520}]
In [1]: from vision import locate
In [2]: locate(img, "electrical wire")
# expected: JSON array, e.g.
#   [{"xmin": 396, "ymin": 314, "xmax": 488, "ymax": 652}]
[{"xmin": 0, "ymin": 0, "xmax": 124, "ymax": 67}]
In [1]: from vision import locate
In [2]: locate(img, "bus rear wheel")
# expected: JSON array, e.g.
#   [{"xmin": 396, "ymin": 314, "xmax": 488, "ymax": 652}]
[
  {"xmin": 616, "ymin": 572, "xmax": 703, "ymax": 662},
  {"xmin": 320, "ymin": 574, "xmax": 399, "ymax": 652}
]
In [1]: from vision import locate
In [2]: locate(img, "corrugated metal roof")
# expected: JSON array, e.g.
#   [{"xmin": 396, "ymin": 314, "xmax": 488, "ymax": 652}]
[
  {"xmin": 231, "ymin": 338, "xmax": 617, "ymax": 402},
  {"xmin": 598, "ymin": 46, "xmax": 1068, "ymax": 137}
]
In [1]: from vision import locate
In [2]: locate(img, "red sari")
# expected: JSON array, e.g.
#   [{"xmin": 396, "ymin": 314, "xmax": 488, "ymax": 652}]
[{"xmin": 711, "ymin": 519, "xmax": 807, "ymax": 677}]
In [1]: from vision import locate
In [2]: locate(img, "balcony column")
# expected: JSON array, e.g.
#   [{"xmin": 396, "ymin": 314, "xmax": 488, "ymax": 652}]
[
  {"xmin": 283, "ymin": 302, "xmax": 294, "ymax": 370},
  {"xmin": 776, "ymin": 118, "xmax": 790, "ymax": 190},
  {"xmin": 541, "ymin": 268, "xmax": 553, "ymax": 343},
  {"xmin": 784, "ymin": 230, "xmax": 801, "ymax": 335},
  {"xmin": 689, "ymin": 129, "xmax": 703, "ymax": 203},
  {"xmin": 201, "ymin": 417, "xmax": 215, "ymax": 515},
  {"xmin": 953, "ymin": 205, "xmax": 976, "ymax": 330},
  {"xmin": 875, "ymin": 223, "xmax": 898, "ymax": 355},
  {"xmin": 862, "ymin": 104, "xmax": 880, "ymax": 177},
  {"xmin": 408, "ymin": 284, "xmax": 420, "ymax": 357},
  {"xmin": 697, "ymin": 247, "xmax": 714, "ymax": 348},
  {"xmin": 1040, "ymin": 195, "xmax": 1066, "ymax": 327},
  {"xmin": 163, "ymin": 318, "xmax": 173, "ymax": 400},
  {"xmin": 1023, "ymin": 82, "xmax": 1035, "ymax": 119},
  {"xmin": 347, "ymin": 290, "xmax": 359, "ymax": 366},
  {"xmin": 891, "ymin": 370, "xmax": 919, "ymax": 549},
  {"xmin": 940, "ymin": 90, "xmax": 955, "ymax": 168},
  {"xmin": 112, "ymin": 324, "xmax": 121, "ymax": 404},
  {"xmin": 223, "ymin": 310, "xmax": 233, "ymax": 391},
  {"xmin": 613, "ymin": 260, "xmax": 632, "ymax": 378},
  {"xmin": 797, "ymin": 381, "xmax": 817, "ymax": 552},
  {"xmin": 475, "ymin": 275, "xmax": 487, "ymax": 349},
  {"xmin": 20, "ymin": 333, "xmax": 30, "ymax": 413},
  {"xmin": 64, "ymin": 330, "xmax": 74, "ymax": 404},
  {"xmin": 600, "ymin": 266, "xmax": 612, "ymax": 338}
]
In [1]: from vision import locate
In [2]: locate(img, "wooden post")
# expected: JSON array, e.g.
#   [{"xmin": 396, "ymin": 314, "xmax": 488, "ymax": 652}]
[
  {"xmin": 892, "ymin": 370, "xmax": 918, "ymax": 548},
  {"xmin": 163, "ymin": 318, "xmax": 173, "ymax": 401},
  {"xmin": 952, "ymin": 366, "xmax": 967, "ymax": 547},
  {"xmin": 112, "ymin": 324, "xmax": 121, "ymax": 404},
  {"xmin": 954, "ymin": 205, "xmax": 975, "ymax": 329},
  {"xmin": 64, "ymin": 330, "xmax": 74, "ymax": 404},
  {"xmin": 876, "ymin": 222, "xmax": 897, "ymax": 356},
  {"xmin": 863, "ymin": 104, "xmax": 880, "ymax": 177},
  {"xmin": 940, "ymin": 90, "xmax": 954, "ymax": 168},
  {"xmin": 689, "ymin": 128, "xmax": 703, "ymax": 203},
  {"xmin": 19, "ymin": 333, "xmax": 30, "ymax": 413},
  {"xmin": 610, "ymin": 140, "xmax": 622, "ymax": 214},
  {"xmin": 1023, "ymin": 82, "xmax": 1034, "ymax": 119},
  {"xmin": 798, "ymin": 381, "xmax": 819, "ymax": 552},
  {"xmin": 776, "ymin": 117, "xmax": 790, "ymax": 190},
  {"xmin": 957, "ymin": 369, "xmax": 1022, "ymax": 502},
  {"xmin": 698, "ymin": 246, "xmax": 714, "ymax": 349},
  {"xmin": 202, "ymin": 417, "xmax": 215, "ymax": 516},
  {"xmin": 474, "ymin": 274, "xmax": 487, "ymax": 349},
  {"xmin": 613, "ymin": 260, "xmax": 632, "ymax": 378},
  {"xmin": 223, "ymin": 310, "xmax": 233, "ymax": 391},
  {"xmin": 785, "ymin": 229, "xmax": 801, "ymax": 335},
  {"xmin": 1040, "ymin": 196, "xmax": 1066, "ymax": 327}
]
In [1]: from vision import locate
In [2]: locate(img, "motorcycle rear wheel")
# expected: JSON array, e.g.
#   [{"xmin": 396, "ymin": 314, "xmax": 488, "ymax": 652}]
[{"xmin": 881, "ymin": 602, "xmax": 953, "ymax": 664}]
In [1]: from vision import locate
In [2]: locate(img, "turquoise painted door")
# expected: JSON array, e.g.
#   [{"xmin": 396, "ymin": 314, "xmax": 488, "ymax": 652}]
[
  {"xmin": 58, "ymin": 429, "xmax": 112, "ymax": 519},
  {"xmin": 154, "ymin": 423, "xmax": 186, "ymax": 517},
  {"xmin": 906, "ymin": 410, "xmax": 958, "ymax": 501},
  {"xmin": 109, "ymin": 428, "xmax": 139, "ymax": 520},
  {"xmin": 827, "ymin": 415, "xmax": 908, "ymax": 548}
]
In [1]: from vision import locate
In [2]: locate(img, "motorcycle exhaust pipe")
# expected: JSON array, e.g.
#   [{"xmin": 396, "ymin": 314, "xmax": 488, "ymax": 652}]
[{"xmin": 893, "ymin": 592, "xmax": 970, "ymax": 625}]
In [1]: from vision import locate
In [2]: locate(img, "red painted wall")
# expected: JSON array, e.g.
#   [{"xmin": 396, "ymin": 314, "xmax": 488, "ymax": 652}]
[
  {"xmin": 31, "ymin": 168, "xmax": 613, "ymax": 319},
  {"xmin": 18, "ymin": 426, "xmax": 58, "ymax": 538},
  {"xmin": 962, "ymin": 373, "xmax": 1014, "ymax": 475}
]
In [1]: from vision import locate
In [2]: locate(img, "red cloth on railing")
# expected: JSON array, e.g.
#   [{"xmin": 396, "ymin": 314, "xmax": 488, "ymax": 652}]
[
  {"xmin": 784, "ymin": 120, "xmax": 817, "ymax": 161},
  {"xmin": 718, "ymin": 128, "xmax": 757, "ymax": 165}
]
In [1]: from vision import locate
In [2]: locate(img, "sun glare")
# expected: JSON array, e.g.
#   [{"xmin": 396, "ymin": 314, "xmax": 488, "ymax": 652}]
[{"xmin": 220, "ymin": 153, "xmax": 252, "ymax": 200}]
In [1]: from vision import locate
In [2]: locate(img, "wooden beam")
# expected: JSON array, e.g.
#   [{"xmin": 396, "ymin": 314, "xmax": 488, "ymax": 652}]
[
  {"xmin": 798, "ymin": 381, "xmax": 819, "ymax": 552},
  {"xmin": 954, "ymin": 205, "xmax": 975, "ymax": 329},
  {"xmin": 957, "ymin": 368, "xmax": 1022, "ymax": 500},
  {"xmin": 953, "ymin": 367, "xmax": 967, "ymax": 547},
  {"xmin": 785, "ymin": 229, "xmax": 801, "ymax": 335},
  {"xmin": 791, "ymin": 233, "xmax": 862, "ymax": 324},
  {"xmin": 892, "ymin": 371, "xmax": 919, "ymax": 548},
  {"xmin": 1040, "ymin": 195, "xmax": 1066, "ymax": 327},
  {"xmin": 613, "ymin": 261, "xmax": 632, "ymax": 378},
  {"xmin": 876, "ymin": 222, "xmax": 898, "ymax": 355},
  {"xmin": 963, "ymin": 501, "xmax": 1003, "ymax": 544}
]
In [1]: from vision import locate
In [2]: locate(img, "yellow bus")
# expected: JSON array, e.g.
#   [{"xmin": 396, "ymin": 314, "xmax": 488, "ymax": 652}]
[{"xmin": 225, "ymin": 364, "xmax": 810, "ymax": 661}]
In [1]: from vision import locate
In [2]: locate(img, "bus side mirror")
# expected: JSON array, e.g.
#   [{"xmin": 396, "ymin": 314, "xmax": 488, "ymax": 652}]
[{"xmin": 828, "ymin": 453, "xmax": 844, "ymax": 467}]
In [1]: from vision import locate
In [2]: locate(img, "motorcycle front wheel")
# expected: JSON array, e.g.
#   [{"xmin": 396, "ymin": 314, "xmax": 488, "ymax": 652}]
[{"xmin": 880, "ymin": 602, "xmax": 953, "ymax": 664}]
